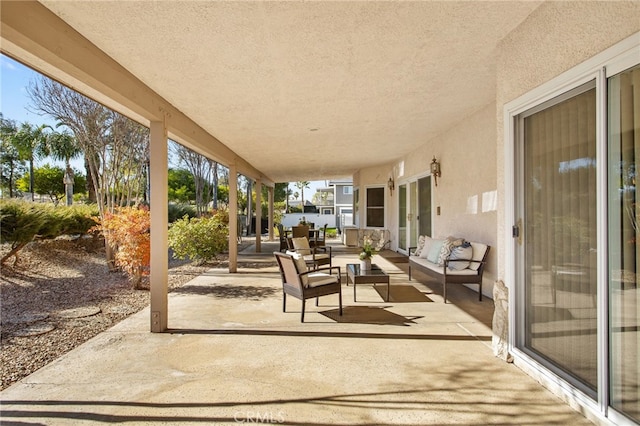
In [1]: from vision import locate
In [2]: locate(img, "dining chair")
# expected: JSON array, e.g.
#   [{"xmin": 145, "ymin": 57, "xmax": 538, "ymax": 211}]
[
  {"xmin": 309, "ymin": 224, "xmax": 327, "ymax": 248},
  {"xmin": 288, "ymin": 236, "xmax": 332, "ymax": 270},
  {"xmin": 291, "ymin": 225, "xmax": 309, "ymax": 239},
  {"xmin": 276, "ymin": 223, "xmax": 288, "ymax": 252}
]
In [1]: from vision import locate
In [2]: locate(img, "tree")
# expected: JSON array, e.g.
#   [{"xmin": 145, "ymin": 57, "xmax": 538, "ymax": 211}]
[
  {"xmin": 45, "ymin": 128, "xmax": 81, "ymax": 169},
  {"xmin": 28, "ymin": 76, "xmax": 149, "ymax": 270},
  {"xmin": 170, "ymin": 141, "xmax": 217, "ymax": 216},
  {"xmin": 261, "ymin": 182, "xmax": 287, "ymax": 204},
  {"xmin": 28, "ymin": 77, "xmax": 104, "ymax": 203},
  {"xmin": 13, "ymin": 122, "xmax": 50, "ymax": 201},
  {"xmin": 211, "ymin": 161, "xmax": 219, "ymax": 209},
  {"xmin": 28, "ymin": 76, "xmax": 149, "ymax": 215},
  {"xmin": 44, "ymin": 128, "xmax": 81, "ymax": 205},
  {"xmin": 295, "ymin": 181, "xmax": 310, "ymax": 210},
  {"xmin": 17, "ymin": 164, "xmax": 86, "ymax": 204},
  {"xmin": 102, "ymin": 113, "xmax": 149, "ymax": 210},
  {"xmin": 168, "ymin": 168, "xmax": 196, "ymax": 203},
  {"xmin": 0, "ymin": 115, "xmax": 24, "ymax": 198},
  {"xmin": 285, "ymin": 185, "xmax": 292, "ymax": 213}
]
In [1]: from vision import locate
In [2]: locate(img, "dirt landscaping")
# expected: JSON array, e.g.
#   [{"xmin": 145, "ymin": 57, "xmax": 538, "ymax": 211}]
[{"xmin": 0, "ymin": 237, "xmax": 215, "ymax": 390}]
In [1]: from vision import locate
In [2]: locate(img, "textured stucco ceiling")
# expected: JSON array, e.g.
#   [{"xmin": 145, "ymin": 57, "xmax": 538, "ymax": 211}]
[{"xmin": 39, "ymin": 1, "xmax": 540, "ymax": 183}]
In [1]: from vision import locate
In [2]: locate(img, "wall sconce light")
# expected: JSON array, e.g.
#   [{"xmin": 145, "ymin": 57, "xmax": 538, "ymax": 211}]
[
  {"xmin": 387, "ymin": 177, "xmax": 395, "ymax": 195},
  {"xmin": 431, "ymin": 156, "xmax": 441, "ymax": 186}
]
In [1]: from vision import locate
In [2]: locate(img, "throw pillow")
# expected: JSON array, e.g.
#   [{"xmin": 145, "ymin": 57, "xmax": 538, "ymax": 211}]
[
  {"xmin": 437, "ymin": 236, "xmax": 465, "ymax": 266},
  {"xmin": 437, "ymin": 238, "xmax": 454, "ymax": 266},
  {"xmin": 414, "ymin": 235, "xmax": 426, "ymax": 256},
  {"xmin": 448, "ymin": 242, "xmax": 472, "ymax": 270},
  {"xmin": 426, "ymin": 239, "xmax": 444, "ymax": 263},
  {"xmin": 419, "ymin": 236, "xmax": 435, "ymax": 259},
  {"xmin": 292, "ymin": 237, "xmax": 312, "ymax": 255}
]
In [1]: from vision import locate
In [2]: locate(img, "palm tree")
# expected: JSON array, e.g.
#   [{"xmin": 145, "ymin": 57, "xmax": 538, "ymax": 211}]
[
  {"xmin": 285, "ymin": 186, "xmax": 292, "ymax": 213},
  {"xmin": 47, "ymin": 129, "xmax": 81, "ymax": 205},
  {"xmin": 46, "ymin": 128, "xmax": 81, "ymax": 170},
  {"xmin": 295, "ymin": 181, "xmax": 310, "ymax": 212},
  {"xmin": 0, "ymin": 115, "xmax": 22, "ymax": 198},
  {"xmin": 13, "ymin": 123, "xmax": 50, "ymax": 201}
]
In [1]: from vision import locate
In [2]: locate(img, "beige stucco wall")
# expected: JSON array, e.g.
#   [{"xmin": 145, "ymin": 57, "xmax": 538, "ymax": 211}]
[
  {"xmin": 495, "ymin": 1, "xmax": 640, "ymax": 282},
  {"xmin": 354, "ymin": 1, "xmax": 639, "ymax": 301},
  {"xmin": 357, "ymin": 103, "xmax": 498, "ymax": 298}
]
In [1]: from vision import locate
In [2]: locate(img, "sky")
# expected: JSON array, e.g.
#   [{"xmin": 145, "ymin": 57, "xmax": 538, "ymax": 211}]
[
  {"xmin": 0, "ymin": 54, "xmax": 326, "ymax": 198},
  {"xmin": 1, "ymin": 55, "xmax": 57, "ymax": 128}
]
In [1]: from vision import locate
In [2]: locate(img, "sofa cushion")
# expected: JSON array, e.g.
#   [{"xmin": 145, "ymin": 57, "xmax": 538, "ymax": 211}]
[
  {"xmin": 410, "ymin": 255, "xmax": 479, "ymax": 276},
  {"xmin": 426, "ymin": 239, "xmax": 445, "ymax": 263},
  {"xmin": 448, "ymin": 242, "xmax": 473, "ymax": 270}
]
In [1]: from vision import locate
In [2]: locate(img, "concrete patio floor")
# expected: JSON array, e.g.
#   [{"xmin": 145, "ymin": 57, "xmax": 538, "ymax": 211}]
[{"xmin": 0, "ymin": 240, "xmax": 593, "ymax": 425}]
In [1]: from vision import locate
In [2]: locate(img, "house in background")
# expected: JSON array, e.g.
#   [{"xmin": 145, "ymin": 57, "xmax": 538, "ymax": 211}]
[{"xmin": 313, "ymin": 180, "xmax": 353, "ymax": 232}]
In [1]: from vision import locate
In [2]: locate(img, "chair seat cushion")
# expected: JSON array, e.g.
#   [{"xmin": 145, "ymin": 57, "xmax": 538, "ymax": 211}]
[
  {"xmin": 302, "ymin": 254, "xmax": 330, "ymax": 262},
  {"xmin": 306, "ymin": 273, "xmax": 339, "ymax": 288}
]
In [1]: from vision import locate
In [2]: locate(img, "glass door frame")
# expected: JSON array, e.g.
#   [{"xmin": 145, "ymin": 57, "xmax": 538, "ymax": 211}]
[
  {"xmin": 397, "ymin": 174, "xmax": 432, "ymax": 255},
  {"xmin": 504, "ymin": 35, "xmax": 640, "ymax": 423}
]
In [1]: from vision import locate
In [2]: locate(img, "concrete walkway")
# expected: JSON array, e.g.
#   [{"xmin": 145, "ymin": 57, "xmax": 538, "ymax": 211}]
[{"xmin": 1, "ymin": 240, "xmax": 593, "ymax": 425}]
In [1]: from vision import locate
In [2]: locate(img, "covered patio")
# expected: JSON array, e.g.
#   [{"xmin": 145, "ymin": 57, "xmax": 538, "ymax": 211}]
[
  {"xmin": 2, "ymin": 2, "xmax": 638, "ymax": 424},
  {"xmin": 0, "ymin": 240, "xmax": 592, "ymax": 425}
]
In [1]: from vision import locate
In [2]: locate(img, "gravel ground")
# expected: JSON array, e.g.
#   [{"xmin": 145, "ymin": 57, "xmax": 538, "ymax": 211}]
[{"xmin": 0, "ymin": 237, "xmax": 219, "ymax": 391}]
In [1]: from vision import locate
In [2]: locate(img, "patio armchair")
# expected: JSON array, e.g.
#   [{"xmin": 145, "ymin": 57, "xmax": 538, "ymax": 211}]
[
  {"xmin": 274, "ymin": 252, "xmax": 342, "ymax": 322},
  {"xmin": 288, "ymin": 236, "xmax": 332, "ymax": 270}
]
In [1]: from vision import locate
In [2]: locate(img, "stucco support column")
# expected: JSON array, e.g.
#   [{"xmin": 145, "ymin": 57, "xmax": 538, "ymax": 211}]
[
  {"xmin": 149, "ymin": 120, "xmax": 168, "ymax": 332},
  {"xmin": 255, "ymin": 179, "xmax": 262, "ymax": 253},
  {"xmin": 228, "ymin": 164, "xmax": 238, "ymax": 273},
  {"xmin": 268, "ymin": 186, "xmax": 274, "ymax": 241}
]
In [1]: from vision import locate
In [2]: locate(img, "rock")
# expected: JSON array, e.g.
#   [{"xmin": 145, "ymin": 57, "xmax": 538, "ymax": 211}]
[
  {"xmin": 56, "ymin": 306, "xmax": 101, "ymax": 319},
  {"xmin": 12, "ymin": 322, "xmax": 56, "ymax": 337},
  {"xmin": 4, "ymin": 312, "xmax": 49, "ymax": 325},
  {"xmin": 492, "ymin": 280, "xmax": 513, "ymax": 363}
]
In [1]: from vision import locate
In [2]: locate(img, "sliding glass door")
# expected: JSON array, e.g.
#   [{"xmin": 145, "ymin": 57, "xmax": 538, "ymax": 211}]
[
  {"xmin": 397, "ymin": 177, "xmax": 431, "ymax": 254},
  {"xmin": 398, "ymin": 184, "xmax": 407, "ymax": 251},
  {"xmin": 608, "ymin": 64, "xmax": 639, "ymax": 423},
  {"xmin": 514, "ymin": 62, "xmax": 640, "ymax": 424},
  {"xmin": 518, "ymin": 82, "xmax": 598, "ymax": 394}
]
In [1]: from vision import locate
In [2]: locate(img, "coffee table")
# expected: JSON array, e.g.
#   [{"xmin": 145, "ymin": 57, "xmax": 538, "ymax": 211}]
[{"xmin": 346, "ymin": 263, "xmax": 390, "ymax": 302}]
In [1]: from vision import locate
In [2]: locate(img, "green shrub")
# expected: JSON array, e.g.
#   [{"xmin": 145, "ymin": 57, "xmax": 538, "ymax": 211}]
[
  {"xmin": 0, "ymin": 201, "xmax": 47, "ymax": 265},
  {"xmin": 57, "ymin": 204, "xmax": 100, "ymax": 236},
  {"xmin": 168, "ymin": 203, "xmax": 196, "ymax": 223},
  {"xmin": 0, "ymin": 200, "xmax": 100, "ymax": 266},
  {"xmin": 36, "ymin": 204, "xmax": 64, "ymax": 239},
  {"xmin": 168, "ymin": 209, "xmax": 229, "ymax": 264},
  {"xmin": 326, "ymin": 227, "xmax": 337, "ymax": 239}
]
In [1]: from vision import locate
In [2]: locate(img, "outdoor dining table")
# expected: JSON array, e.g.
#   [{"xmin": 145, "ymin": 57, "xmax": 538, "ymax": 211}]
[{"xmin": 286, "ymin": 227, "xmax": 320, "ymax": 240}]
